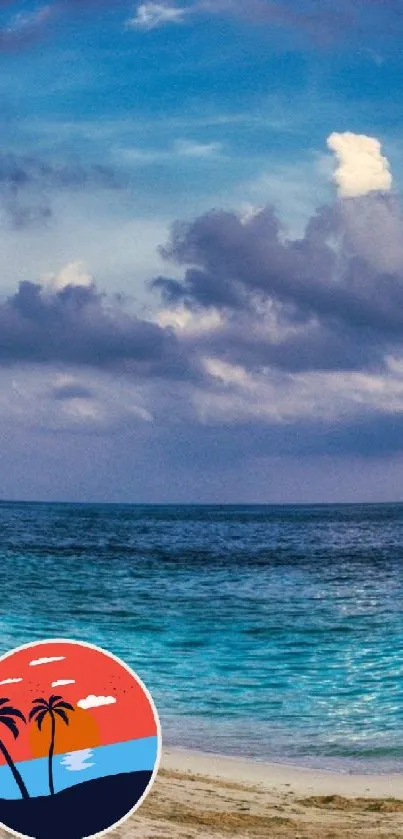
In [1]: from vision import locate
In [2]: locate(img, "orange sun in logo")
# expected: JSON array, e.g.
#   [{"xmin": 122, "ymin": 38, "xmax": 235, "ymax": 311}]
[{"xmin": 29, "ymin": 707, "xmax": 101, "ymax": 758}]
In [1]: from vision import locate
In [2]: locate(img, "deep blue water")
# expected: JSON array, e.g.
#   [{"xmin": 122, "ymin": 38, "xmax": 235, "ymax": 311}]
[
  {"xmin": 0, "ymin": 501, "xmax": 402, "ymax": 772},
  {"xmin": 0, "ymin": 736, "xmax": 158, "ymax": 800}
]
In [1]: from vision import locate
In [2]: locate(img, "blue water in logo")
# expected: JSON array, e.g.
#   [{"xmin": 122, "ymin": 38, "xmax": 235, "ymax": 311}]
[
  {"xmin": 0, "ymin": 736, "xmax": 158, "ymax": 799},
  {"xmin": 0, "ymin": 501, "xmax": 402, "ymax": 772}
]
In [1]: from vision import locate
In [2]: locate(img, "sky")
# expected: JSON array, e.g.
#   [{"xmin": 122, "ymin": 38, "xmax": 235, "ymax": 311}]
[
  {"xmin": 1, "ymin": 0, "xmax": 403, "ymax": 502},
  {"xmin": 0, "ymin": 641, "xmax": 157, "ymax": 764}
]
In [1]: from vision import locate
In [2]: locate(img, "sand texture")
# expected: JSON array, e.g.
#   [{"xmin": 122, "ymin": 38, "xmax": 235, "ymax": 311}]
[{"xmin": 114, "ymin": 749, "xmax": 403, "ymax": 839}]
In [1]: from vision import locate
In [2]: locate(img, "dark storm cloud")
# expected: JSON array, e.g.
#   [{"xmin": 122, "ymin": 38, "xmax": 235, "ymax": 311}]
[
  {"xmin": 0, "ymin": 153, "xmax": 120, "ymax": 228},
  {"xmin": 0, "ymin": 280, "xmax": 193, "ymax": 378},
  {"xmin": 153, "ymin": 194, "xmax": 403, "ymax": 373}
]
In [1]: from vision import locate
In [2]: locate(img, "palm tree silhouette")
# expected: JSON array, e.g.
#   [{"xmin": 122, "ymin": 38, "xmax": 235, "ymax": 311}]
[
  {"xmin": 0, "ymin": 698, "xmax": 29, "ymax": 799},
  {"xmin": 30, "ymin": 695, "xmax": 75, "ymax": 796}
]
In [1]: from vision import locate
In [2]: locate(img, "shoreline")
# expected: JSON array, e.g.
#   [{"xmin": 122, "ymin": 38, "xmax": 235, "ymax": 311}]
[{"xmin": 162, "ymin": 746, "xmax": 403, "ymax": 797}]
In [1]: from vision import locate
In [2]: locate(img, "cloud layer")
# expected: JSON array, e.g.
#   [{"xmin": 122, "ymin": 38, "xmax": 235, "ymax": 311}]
[
  {"xmin": 2, "ymin": 130, "xmax": 403, "ymax": 490},
  {"xmin": 0, "ymin": 277, "xmax": 193, "ymax": 379},
  {"xmin": 154, "ymin": 193, "xmax": 403, "ymax": 376}
]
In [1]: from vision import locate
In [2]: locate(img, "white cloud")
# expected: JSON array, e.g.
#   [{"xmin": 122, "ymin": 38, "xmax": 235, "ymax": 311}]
[
  {"xmin": 239, "ymin": 203, "xmax": 266, "ymax": 225},
  {"xmin": 62, "ymin": 399, "xmax": 100, "ymax": 423},
  {"xmin": 51, "ymin": 679, "xmax": 75, "ymax": 687},
  {"xmin": 126, "ymin": 2, "xmax": 189, "ymax": 31},
  {"xmin": 29, "ymin": 656, "xmax": 65, "ymax": 666},
  {"xmin": 184, "ymin": 351, "xmax": 403, "ymax": 427},
  {"xmin": 77, "ymin": 694, "xmax": 117, "ymax": 710},
  {"xmin": 6, "ymin": 5, "xmax": 52, "ymax": 34},
  {"xmin": 0, "ymin": 678, "xmax": 23, "ymax": 685},
  {"xmin": 327, "ymin": 131, "xmax": 392, "ymax": 198},
  {"xmin": 43, "ymin": 261, "xmax": 93, "ymax": 293},
  {"xmin": 156, "ymin": 304, "xmax": 223, "ymax": 334},
  {"xmin": 117, "ymin": 139, "xmax": 222, "ymax": 166},
  {"xmin": 0, "ymin": 367, "xmax": 154, "ymax": 437},
  {"xmin": 174, "ymin": 140, "xmax": 222, "ymax": 158}
]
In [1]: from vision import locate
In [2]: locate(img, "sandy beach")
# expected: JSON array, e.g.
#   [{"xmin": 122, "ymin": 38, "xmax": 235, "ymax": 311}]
[
  {"xmin": 0, "ymin": 746, "xmax": 400, "ymax": 838},
  {"xmin": 115, "ymin": 748, "xmax": 403, "ymax": 839}
]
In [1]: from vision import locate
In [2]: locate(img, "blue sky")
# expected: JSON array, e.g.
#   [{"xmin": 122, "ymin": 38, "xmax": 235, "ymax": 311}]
[{"xmin": 1, "ymin": 0, "xmax": 403, "ymax": 502}]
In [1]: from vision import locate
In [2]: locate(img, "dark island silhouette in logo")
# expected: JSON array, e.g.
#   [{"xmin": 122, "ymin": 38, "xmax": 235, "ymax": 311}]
[{"xmin": 0, "ymin": 639, "xmax": 161, "ymax": 839}]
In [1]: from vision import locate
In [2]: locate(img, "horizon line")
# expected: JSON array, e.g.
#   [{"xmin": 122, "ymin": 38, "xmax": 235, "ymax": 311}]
[{"xmin": 0, "ymin": 499, "xmax": 402, "ymax": 508}]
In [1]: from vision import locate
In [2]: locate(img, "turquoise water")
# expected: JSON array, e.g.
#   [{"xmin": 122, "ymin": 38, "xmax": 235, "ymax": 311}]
[
  {"xmin": 0, "ymin": 736, "xmax": 158, "ymax": 799},
  {"xmin": 0, "ymin": 501, "xmax": 402, "ymax": 772}
]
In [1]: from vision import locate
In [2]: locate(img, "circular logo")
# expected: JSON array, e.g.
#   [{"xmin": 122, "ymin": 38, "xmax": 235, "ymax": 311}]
[{"xmin": 0, "ymin": 639, "xmax": 161, "ymax": 839}]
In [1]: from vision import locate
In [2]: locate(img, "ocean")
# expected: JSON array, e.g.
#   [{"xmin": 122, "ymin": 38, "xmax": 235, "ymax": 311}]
[
  {"xmin": 0, "ymin": 736, "xmax": 158, "ymax": 800},
  {"xmin": 0, "ymin": 500, "xmax": 402, "ymax": 773}
]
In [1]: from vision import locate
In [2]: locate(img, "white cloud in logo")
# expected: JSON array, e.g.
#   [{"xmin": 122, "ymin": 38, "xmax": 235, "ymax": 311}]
[
  {"xmin": 29, "ymin": 656, "xmax": 65, "ymax": 666},
  {"xmin": 51, "ymin": 680, "xmax": 75, "ymax": 687},
  {"xmin": 77, "ymin": 694, "xmax": 117, "ymax": 710},
  {"xmin": 0, "ymin": 678, "xmax": 23, "ymax": 685}
]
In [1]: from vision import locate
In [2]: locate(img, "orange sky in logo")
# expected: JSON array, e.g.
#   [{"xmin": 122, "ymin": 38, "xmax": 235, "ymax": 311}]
[{"xmin": 0, "ymin": 642, "xmax": 158, "ymax": 765}]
